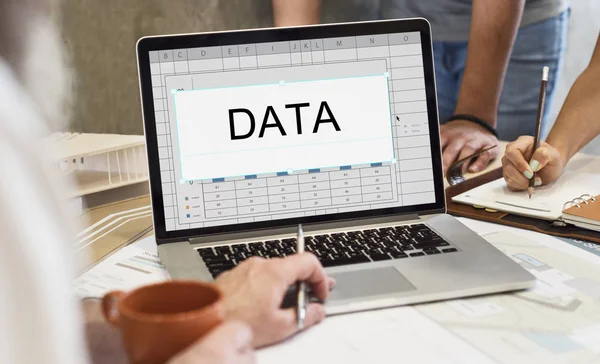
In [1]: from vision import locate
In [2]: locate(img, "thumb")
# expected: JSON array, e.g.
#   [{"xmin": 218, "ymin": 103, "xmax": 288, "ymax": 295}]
[
  {"xmin": 273, "ymin": 302, "xmax": 326, "ymax": 343},
  {"xmin": 529, "ymin": 145, "xmax": 558, "ymax": 173}
]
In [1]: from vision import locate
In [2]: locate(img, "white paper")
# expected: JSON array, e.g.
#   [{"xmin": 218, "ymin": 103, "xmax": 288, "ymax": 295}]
[{"xmin": 74, "ymin": 236, "xmax": 170, "ymax": 298}]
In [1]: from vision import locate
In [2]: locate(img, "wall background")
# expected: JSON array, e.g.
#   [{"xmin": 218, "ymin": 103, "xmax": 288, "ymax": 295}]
[{"xmin": 59, "ymin": 0, "xmax": 600, "ymax": 154}]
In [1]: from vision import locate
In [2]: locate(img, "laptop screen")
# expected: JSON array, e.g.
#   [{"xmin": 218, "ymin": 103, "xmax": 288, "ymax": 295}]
[{"xmin": 144, "ymin": 27, "xmax": 438, "ymax": 232}]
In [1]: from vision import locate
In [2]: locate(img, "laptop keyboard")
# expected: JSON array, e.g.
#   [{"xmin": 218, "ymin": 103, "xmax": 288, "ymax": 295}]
[{"xmin": 198, "ymin": 224, "xmax": 457, "ymax": 278}]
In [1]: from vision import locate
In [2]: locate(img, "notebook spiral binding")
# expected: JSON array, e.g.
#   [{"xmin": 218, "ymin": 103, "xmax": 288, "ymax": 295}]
[{"xmin": 563, "ymin": 194, "xmax": 598, "ymax": 210}]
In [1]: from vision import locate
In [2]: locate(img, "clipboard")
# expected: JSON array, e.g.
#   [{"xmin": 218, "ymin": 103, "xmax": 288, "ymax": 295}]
[{"xmin": 446, "ymin": 168, "xmax": 600, "ymax": 244}]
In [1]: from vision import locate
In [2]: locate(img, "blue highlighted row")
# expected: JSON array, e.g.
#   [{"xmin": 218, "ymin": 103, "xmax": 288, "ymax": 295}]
[{"xmin": 208, "ymin": 164, "xmax": 385, "ymax": 182}]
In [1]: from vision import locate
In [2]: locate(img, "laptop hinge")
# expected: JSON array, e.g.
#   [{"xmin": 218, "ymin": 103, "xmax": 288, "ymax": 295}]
[{"xmin": 189, "ymin": 213, "xmax": 420, "ymax": 245}]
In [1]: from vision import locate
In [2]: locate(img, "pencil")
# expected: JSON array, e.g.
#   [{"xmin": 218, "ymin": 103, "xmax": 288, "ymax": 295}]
[{"xmin": 528, "ymin": 66, "xmax": 549, "ymax": 199}]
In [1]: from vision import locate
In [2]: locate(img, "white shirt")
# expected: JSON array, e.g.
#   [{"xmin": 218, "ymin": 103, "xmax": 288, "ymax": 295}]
[{"xmin": 0, "ymin": 60, "xmax": 89, "ymax": 363}]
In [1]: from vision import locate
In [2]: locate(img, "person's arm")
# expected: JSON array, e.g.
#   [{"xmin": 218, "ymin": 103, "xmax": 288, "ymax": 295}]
[
  {"xmin": 272, "ymin": 0, "xmax": 321, "ymax": 27},
  {"xmin": 502, "ymin": 35, "xmax": 600, "ymax": 190},
  {"xmin": 441, "ymin": 0, "xmax": 525, "ymax": 174}
]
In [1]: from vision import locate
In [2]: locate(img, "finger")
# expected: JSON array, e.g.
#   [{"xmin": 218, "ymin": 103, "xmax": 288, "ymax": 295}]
[
  {"xmin": 274, "ymin": 303, "xmax": 326, "ymax": 340},
  {"xmin": 455, "ymin": 143, "xmax": 480, "ymax": 174},
  {"xmin": 442, "ymin": 140, "xmax": 465, "ymax": 175},
  {"xmin": 468, "ymin": 149, "xmax": 494, "ymax": 173},
  {"xmin": 502, "ymin": 161, "xmax": 530, "ymax": 190},
  {"xmin": 505, "ymin": 141, "xmax": 535, "ymax": 180},
  {"xmin": 328, "ymin": 277, "xmax": 336, "ymax": 291},
  {"xmin": 276, "ymin": 253, "xmax": 330, "ymax": 301},
  {"xmin": 529, "ymin": 145, "xmax": 558, "ymax": 173},
  {"xmin": 440, "ymin": 126, "xmax": 449, "ymax": 149}
]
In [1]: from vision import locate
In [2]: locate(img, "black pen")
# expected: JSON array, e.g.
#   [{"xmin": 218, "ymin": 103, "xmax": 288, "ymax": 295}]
[{"xmin": 296, "ymin": 224, "xmax": 306, "ymax": 329}]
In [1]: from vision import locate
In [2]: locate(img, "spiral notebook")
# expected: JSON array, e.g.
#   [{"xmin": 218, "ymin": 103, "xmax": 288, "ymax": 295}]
[
  {"xmin": 562, "ymin": 194, "xmax": 600, "ymax": 232},
  {"xmin": 452, "ymin": 170, "xmax": 600, "ymax": 222}
]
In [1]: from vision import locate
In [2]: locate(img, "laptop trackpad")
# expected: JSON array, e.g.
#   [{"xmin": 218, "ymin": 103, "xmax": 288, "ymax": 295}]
[{"xmin": 329, "ymin": 267, "xmax": 416, "ymax": 300}]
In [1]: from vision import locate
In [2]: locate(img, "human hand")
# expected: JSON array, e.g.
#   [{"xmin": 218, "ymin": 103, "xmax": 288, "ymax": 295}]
[
  {"xmin": 440, "ymin": 120, "xmax": 499, "ymax": 175},
  {"xmin": 502, "ymin": 136, "xmax": 566, "ymax": 191},
  {"xmin": 168, "ymin": 321, "xmax": 254, "ymax": 364},
  {"xmin": 215, "ymin": 253, "xmax": 335, "ymax": 348}
]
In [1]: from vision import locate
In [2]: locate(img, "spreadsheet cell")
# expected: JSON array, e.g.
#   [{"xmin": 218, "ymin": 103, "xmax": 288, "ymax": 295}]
[
  {"xmin": 391, "ymin": 67, "xmax": 424, "ymax": 79},
  {"xmin": 153, "ymin": 99, "xmax": 165, "ymax": 111},
  {"xmin": 363, "ymin": 191, "xmax": 393, "ymax": 202},
  {"xmin": 174, "ymin": 62, "xmax": 189, "ymax": 74},
  {"xmin": 362, "ymin": 183, "xmax": 393, "ymax": 194},
  {"xmin": 258, "ymin": 53, "xmax": 292, "ymax": 67},
  {"xmin": 150, "ymin": 63, "xmax": 160, "ymax": 75},
  {"xmin": 223, "ymin": 57, "xmax": 241, "ymax": 70},
  {"xmin": 390, "ymin": 55, "xmax": 423, "ymax": 68},
  {"xmin": 161, "ymin": 171, "xmax": 172, "ymax": 182},
  {"xmin": 398, "ymin": 135, "xmax": 430, "ymax": 149},
  {"xmin": 301, "ymin": 52, "xmax": 313, "ymax": 64},
  {"xmin": 189, "ymin": 59, "xmax": 224, "ymax": 72},
  {"xmin": 203, "ymin": 182, "xmax": 235, "ymax": 193},
  {"xmin": 291, "ymin": 53, "xmax": 302, "ymax": 65},
  {"xmin": 392, "ymin": 78, "xmax": 425, "ymax": 91},
  {"xmin": 239, "ymin": 56, "xmax": 258, "ymax": 69},
  {"xmin": 206, "ymin": 208, "xmax": 238, "ymax": 219},
  {"xmin": 332, "ymin": 195, "xmax": 363, "ymax": 205},
  {"xmin": 359, "ymin": 166, "xmax": 391, "ymax": 177},
  {"xmin": 395, "ymin": 101, "xmax": 427, "ymax": 114},
  {"xmin": 204, "ymin": 190, "xmax": 237, "ymax": 202},
  {"xmin": 299, "ymin": 180, "xmax": 331, "ymax": 192},
  {"xmin": 235, "ymin": 179, "xmax": 267, "ymax": 190},
  {"xmin": 402, "ymin": 180, "xmax": 435, "ymax": 194},
  {"xmin": 403, "ymin": 191, "xmax": 435, "ymax": 205},
  {"xmin": 156, "ymin": 123, "xmax": 167, "ymax": 135},
  {"xmin": 389, "ymin": 44, "xmax": 422, "ymax": 57},
  {"xmin": 393, "ymin": 89, "xmax": 426, "ymax": 103},
  {"xmin": 205, "ymin": 199, "xmax": 237, "ymax": 210},
  {"xmin": 300, "ymin": 189, "xmax": 332, "ymax": 200},
  {"xmin": 361, "ymin": 175, "xmax": 393, "ymax": 186},
  {"xmin": 152, "ymin": 75, "xmax": 162, "ymax": 87},
  {"xmin": 237, "ymin": 196, "xmax": 269, "ymax": 207},
  {"xmin": 267, "ymin": 175, "xmax": 299, "ymax": 186},
  {"xmin": 163, "ymin": 195, "xmax": 174, "ymax": 206},
  {"xmin": 399, "ymin": 158, "xmax": 432, "ymax": 171},
  {"xmin": 270, "ymin": 201, "xmax": 301, "ymax": 212},
  {"xmin": 160, "ymin": 63, "xmax": 175, "ymax": 74},
  {"xmin": 331, "ymin": 186, "xmax": 362, "ymax": 197},
  {"xmin": 325, "ymin": 49, "xmax": 358, "ymax": 62},
  {"xmin": 330, "ymin": 178, "xmax": 361, "ymax": 189},
  {"xmin": 298, "ymin": 173, "xmax": 329, "ymax": 183},
  {"xmin": 150, "ymin": 31, "xmax": 438, "ymax": 231},
  {"xmin": 329, "ymin": 169, "xmax": 360, "ymax": 180},
  {"xmin": 301, "ymin": 198, "xmax": 332, "ymax": 209},
  {"xmin": 401, "ymin": 169, "xmax": 434, "ymax": 183},
  {"xmin": 357, "ymin": 46, "xmax": 390, "ymax": 59},
  {"xmin": 238, "ymin": 204, "xmax": 270, "ymax": 215},
  {"xmin": 235, "ymin": 188, "xmax": 268, "ymax": 199},
  {"xmin": 268, "ymin": 184, "xmax": 300, "ymax": 196}
]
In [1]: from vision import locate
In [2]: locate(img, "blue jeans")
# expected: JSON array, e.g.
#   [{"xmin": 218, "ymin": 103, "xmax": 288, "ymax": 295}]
[{"xmin": 434, "ymin": 10, "xmax": 569, "ymax": 141}]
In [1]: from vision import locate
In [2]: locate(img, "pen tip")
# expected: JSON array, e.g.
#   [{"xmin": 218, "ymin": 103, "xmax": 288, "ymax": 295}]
[{"xmin": 528, "ymin": 187, "xmax": 533, "ymax": 199}]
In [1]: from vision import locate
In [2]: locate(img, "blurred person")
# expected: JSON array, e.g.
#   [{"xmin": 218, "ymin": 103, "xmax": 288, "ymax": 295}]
[
  {"xmin": 273, "ymin": 0, "xmax": 569, "ymax": 175},
  {"xmin": 502, "ymin": 34, "xmax": 600, "ymax": 191},
  {"xmin": 0, "ymin": 1, "xmax": 332, "ymax": 364}
]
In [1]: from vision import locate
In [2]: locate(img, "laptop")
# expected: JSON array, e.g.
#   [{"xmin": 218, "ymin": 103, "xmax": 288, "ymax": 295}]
[{"xmin": 136, "ymin": 18, "xmax": 534, "ymax": 315}]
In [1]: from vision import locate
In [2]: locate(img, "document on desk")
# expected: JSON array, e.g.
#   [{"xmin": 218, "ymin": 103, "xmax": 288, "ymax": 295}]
[
  {"xmin": 452, "ymin": 170, "xmax": 600, "ymax": 220},
  {"xmin": 74, "ymin": 236, "xmax": 170, "ymax": 298}
]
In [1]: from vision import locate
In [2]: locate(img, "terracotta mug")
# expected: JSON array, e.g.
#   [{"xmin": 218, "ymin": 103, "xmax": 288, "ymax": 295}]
[{"xmin": 102, "ymin": 281, "xmax": 224, "ymax": 364}]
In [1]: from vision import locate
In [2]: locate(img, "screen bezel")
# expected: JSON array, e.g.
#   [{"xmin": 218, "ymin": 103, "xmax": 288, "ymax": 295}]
[{"xmin": 136, "ymin": 18, "xmax": 446, "ymax": 244}]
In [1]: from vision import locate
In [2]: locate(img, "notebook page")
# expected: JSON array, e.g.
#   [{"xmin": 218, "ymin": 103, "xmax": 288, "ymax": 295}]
[{"xmin": 452, "ymin": 172, "xmax": 600, "ymax": 221}]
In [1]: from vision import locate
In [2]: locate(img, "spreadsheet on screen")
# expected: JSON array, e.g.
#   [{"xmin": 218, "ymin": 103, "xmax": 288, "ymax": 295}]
[{"xmin": 148, "ymin": 31, "xmax": 435, "ymax": 231}]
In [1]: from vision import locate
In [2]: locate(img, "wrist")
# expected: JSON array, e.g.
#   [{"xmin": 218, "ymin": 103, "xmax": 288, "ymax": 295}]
[{"xmin": 447, "ymin": 114, "xmax": 498, "ymax": 138}]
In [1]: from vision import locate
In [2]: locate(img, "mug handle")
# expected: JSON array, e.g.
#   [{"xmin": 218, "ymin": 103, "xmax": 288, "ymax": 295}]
[{"xmin": 102, "ymin": 291, "xmax": 125, "ymax": 328}]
